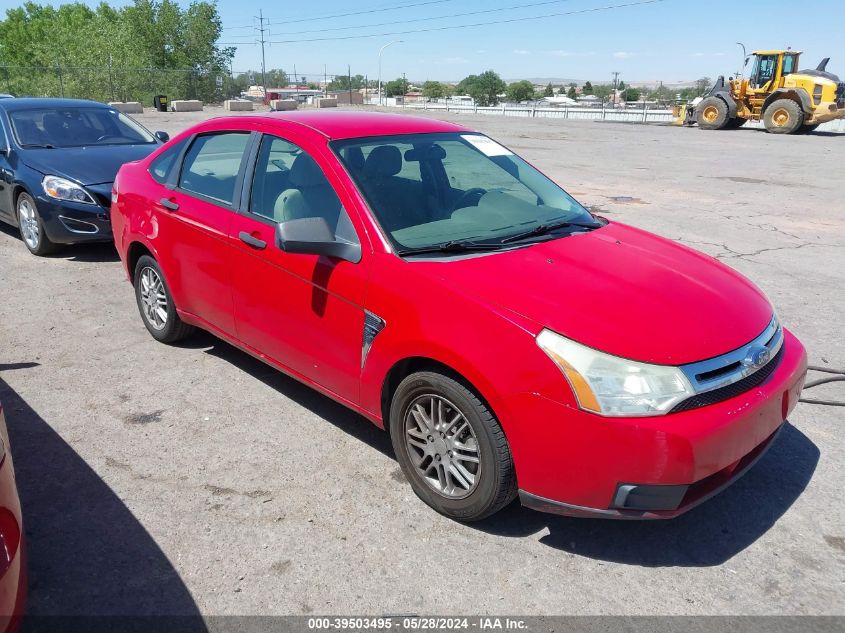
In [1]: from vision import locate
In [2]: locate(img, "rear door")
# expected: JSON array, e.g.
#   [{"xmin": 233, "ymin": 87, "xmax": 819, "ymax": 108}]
[
  {"xmin": 227, "ymin": 130, "xmax": 370, "ymax": 405},
  {"xmin": 154, "ymin": 130, "xmax": 253, "ymax": 337}
]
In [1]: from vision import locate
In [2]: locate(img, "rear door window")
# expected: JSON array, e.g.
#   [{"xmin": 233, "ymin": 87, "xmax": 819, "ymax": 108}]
[{"xmin": 178, "ymin": 132, "xmax": 250, "ymax": 205}]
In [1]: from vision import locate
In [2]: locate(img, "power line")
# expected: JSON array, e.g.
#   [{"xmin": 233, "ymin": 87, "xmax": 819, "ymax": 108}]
[
  {"xmin": 270, "ymin": 0, "xmax": 576, "ymax": 36},
  {"xmin": 221, "ymin": 0, "xmax": 459, "ymax": 30},
  {"xmin": 217, "ymin": 0, "xmax": 668, "ymax": 46}
]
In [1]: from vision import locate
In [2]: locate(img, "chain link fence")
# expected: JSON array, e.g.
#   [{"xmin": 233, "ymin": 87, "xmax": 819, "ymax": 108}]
[{"xmin": 0, "ymin": 65, "xmax": 240, "ymax": 105}]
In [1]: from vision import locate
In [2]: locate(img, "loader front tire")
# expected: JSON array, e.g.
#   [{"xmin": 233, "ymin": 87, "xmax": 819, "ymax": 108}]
[
  {"xmin": 696, "ymin": 96, "xmax": 730, "ymax": 130},
  {"xmin": 763, "ymin": 99, "xmax": 804, "ymax": 134}
]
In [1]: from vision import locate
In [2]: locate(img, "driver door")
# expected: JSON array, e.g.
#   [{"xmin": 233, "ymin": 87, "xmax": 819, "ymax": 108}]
[{"xmin": 228, "ymin": 131, "xmax": 370, "ymax": 405}]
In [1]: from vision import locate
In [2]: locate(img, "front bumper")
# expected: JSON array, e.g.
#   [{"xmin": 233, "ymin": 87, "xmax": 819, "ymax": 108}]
[
  {"xmin": 35, "ymin": 195, "xmax": 112, "ymax": 245},
  {"xmin": 508, "ymin": 328, "xmax": 808, "ymax": 519}
]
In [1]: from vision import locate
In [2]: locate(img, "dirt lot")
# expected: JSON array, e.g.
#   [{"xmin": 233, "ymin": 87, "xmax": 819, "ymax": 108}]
[{"xmin": 0, "ymin": 106, "xmax": 843, "ymax": 618}]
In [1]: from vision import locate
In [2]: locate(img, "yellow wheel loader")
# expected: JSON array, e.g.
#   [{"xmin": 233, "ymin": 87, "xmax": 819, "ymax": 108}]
[{"xmin": 680, "ymin": 49, "xmax": 845, "ymax": 134}]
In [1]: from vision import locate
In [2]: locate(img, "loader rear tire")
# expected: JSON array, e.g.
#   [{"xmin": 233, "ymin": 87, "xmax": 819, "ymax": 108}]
[
  {"xmin": 763, "ymin": 99, "xmax": 804, "ymax": 134},
  {"xmin": 696, "ymin": 96, "xmax": 730, "ymax": 130}
]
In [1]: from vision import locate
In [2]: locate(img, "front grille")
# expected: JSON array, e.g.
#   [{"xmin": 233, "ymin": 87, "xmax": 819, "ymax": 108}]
[
  {"xmin": 837, "ymin": 82, "xmax": 845, "ymax": 105},
  {"xmin": 670, "ymin": 345, "xmax": 784, "ymax": 414}
]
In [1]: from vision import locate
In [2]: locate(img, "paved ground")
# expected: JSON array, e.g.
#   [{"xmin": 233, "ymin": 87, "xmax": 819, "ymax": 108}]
[{"xmin": 0, "ymin": 106, "xmax": 843, "ymax": 618}]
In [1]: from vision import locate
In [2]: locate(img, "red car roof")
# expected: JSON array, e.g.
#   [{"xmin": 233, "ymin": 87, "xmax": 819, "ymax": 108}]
[{"xmin": 256, "ymin": 110, "xmax": 471, "ymax": 140}]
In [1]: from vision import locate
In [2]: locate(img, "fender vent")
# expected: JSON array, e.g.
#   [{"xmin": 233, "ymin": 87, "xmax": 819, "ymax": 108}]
[{"xmin": 361, "ymin": 311, "xmax": 386, "ymax": 368}]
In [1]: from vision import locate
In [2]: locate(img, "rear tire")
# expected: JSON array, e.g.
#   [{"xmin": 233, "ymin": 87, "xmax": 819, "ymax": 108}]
[
  {"xmin": 17, "ymin": 192, "xmax": 58, "ymax": 256},
  {"xmin": 133, "ymin": 255, "xmax": 195, "ymax": 344},
  {"xmin": 389, "ymin": 371, "xmax": 517, "ymax": 521},
  {"xmin": 696, "ymin": 96, "xmax": 730, "ymax": 130},
  {"xmin": 763, "ymin": 99, "xmax": 804, "ymax": 134}
]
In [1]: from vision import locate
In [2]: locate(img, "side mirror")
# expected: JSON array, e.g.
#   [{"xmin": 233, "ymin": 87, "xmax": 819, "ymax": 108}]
[
  {"xmin": 154, "ymin": 131, "xmax": 170, "ymax": 143},
  {"xmin": 276, "ymin": 217, "xmax": 361, "ymax": 263}
]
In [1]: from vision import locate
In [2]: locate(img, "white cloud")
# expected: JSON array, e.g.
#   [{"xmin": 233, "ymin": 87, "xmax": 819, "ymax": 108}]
[
  {"xmin": 513, "ymin": 49, "xmax": 531, "ymax": 55},
  {"xmin": 713, "ymin": 52, "xmax": 727, "ymax": 57},
  {"xmin": 613, "ymin": 51, "xmax": 635, "ymax": 59},
  {"xmin": 475, "ymin": 49, "xmax": 486, "ymax": 54},
  {"xmin": 692, "ymin": 52, "xmax": 706, "ymax": 57}
]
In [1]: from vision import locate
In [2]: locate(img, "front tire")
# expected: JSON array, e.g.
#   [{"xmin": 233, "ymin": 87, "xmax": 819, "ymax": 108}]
[
  {"xmin": 696, "ymin": 96, "xmax": 730, "ymax": 130},
  {"xmin": 763, "ymin": 99, "xmax": 804, "ymax": 134},
  {"xmin": 133, "ymin": 255, "xmax": 194, "ymax": 343},
  {"xmin": 17, "ymin": 192, "xmax": 57, "ymax": 256},
  {"xmin": 389, "ymin": 371, "xmax": 517, "ymax": 521}
]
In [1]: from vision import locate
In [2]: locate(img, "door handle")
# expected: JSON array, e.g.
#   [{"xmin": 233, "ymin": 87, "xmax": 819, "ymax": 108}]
[
  {"xmin": 159, "ymin": 197, "xmax": 179, "ymax": 211},
  {"xmin": 239, "ymin": 231, "xmax": 267, "ymax": 250}
]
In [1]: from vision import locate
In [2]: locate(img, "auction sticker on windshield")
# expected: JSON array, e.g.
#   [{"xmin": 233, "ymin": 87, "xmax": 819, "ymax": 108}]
[{"xmin": 461, "ymin": 134, "xmax": 513, "ymax": 156}]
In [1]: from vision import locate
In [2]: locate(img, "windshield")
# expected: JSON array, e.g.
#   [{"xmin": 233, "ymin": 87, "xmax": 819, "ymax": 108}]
[
  {"xmin": 10, "ymin": 107, "xmax": 156, "ymax": 148},
  {"xmin": 332, "ymin": 132, "xmax": 598, "ymax": 252}
]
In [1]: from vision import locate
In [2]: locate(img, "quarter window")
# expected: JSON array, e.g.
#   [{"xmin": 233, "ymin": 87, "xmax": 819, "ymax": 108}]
[
  {"xmin": 149, "ymin": 138, "xmax": 188, "ymax": 184},
  {"xmin": 178, "ymin": 132, "xmax": 250, "ymax": 205}
]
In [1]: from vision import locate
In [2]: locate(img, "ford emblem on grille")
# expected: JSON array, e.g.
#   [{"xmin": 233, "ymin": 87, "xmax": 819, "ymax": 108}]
[{"xmin": 745, "ymin": 345, "xmax": 771, "ymax": 369}]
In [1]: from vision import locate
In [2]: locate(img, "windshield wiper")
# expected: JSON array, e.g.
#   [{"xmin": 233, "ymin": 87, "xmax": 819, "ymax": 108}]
[
  {"xmin": 500, "ymin": 219, "xmax": 603, "ymax": 244},
  {"xmin": 20, "ymin": 143, "xmax": 56, "ymax": 149},
  {"xmin": 396, "ymin": 240, "xmax": 507, "ymax": 256}
]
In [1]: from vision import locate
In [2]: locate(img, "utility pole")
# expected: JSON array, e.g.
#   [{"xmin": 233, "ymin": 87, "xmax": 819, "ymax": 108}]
[
  {"xmin": 611, "ymin": 71, "xmax": 621, "ymax": 107},
  {"xmin": 255, "ymin": 9, "xmax": 268, "ymax": 93},
  {"xmin": 348, "ymin": 64, "xmax": 352, "ymax": 105}
]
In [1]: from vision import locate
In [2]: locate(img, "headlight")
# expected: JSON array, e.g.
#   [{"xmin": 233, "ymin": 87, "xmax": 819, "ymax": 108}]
[
  {"xmin": 42, "ymin": 175, "xmax": 96, "ymax": 205},
  {"xmin": 537, "ymin": 329, "xmax": 694, "ymax": 417}
]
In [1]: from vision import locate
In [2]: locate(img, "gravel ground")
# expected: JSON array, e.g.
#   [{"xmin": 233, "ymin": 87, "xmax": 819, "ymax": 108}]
[{"xmin": 0, "ymin": 105, "xmax": 843, "ymax": 618}]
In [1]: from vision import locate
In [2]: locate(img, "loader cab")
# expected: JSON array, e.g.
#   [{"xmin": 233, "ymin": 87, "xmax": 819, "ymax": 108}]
[{"xmin": 747, "ymin": 50, "xmax": 801, "ymax": 91}]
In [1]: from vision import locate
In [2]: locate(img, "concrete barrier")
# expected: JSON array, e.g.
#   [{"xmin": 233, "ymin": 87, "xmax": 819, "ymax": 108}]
[
  {"xmin": 270, "ymin": 99, "xmax": 297, "ymax": 111},
  {"xmin": 171, "ymin": 100, "xmax": 203, "ymax": 112},
  {"xmin": 224, "ymin": 99, "xmax": 254, "ymax": 112},
  {"xmin": 108, "ymin": 102, "xmax": 143, "ymax": 114},
  {"xmin": 317, "ymin": 98, "xmax": 338, "ymax": 108}
]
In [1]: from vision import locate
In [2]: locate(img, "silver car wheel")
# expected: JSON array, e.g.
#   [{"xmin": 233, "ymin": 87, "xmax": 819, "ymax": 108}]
[
  {"xmin": 18, "ymin": 197, "xmax": 40, "ymax": 249},
  {"xmin": 139, "ymin": 267, "xmax": 169, "ymax": 330},
  {"xmin": 403, "ymin": 394, "xmax": 481, "ymax": 499}
]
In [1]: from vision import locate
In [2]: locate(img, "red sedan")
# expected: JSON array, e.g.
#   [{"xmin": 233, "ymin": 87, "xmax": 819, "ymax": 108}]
[
  {"xmin": 111, "ymin": 111, "xmax": 807, "ymax": 521},
  {"xmin": 0, "ymin": 402, "xmax": 25, "ymax": 631}
]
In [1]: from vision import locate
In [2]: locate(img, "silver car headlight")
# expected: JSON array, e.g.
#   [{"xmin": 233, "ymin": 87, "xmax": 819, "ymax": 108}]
[
  {"xmin": 536, "ymin": 329, "xmax": 694, "ymax": 417},
  {"xmin": 42, "ymin": 175, "xmax": 96, "ymax": 205}
]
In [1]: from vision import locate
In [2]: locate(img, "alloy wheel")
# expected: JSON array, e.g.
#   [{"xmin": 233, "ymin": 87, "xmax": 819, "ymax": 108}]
[
  {"xmin": 403, "ymin": 394, "xmax": 481, "ymax": 499},
  {"xmin": 139, "ymin": 267, "xmax": 169, "ymax": 330},
  {"xmin": 18, "ymin": 197, "xmax": 40, "ymax": 249}
]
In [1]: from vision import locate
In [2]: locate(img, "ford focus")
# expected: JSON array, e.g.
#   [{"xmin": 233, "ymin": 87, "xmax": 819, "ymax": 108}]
[{"xmin": 111, "ymin": 111, "xmax": 807, "ymax": 521}]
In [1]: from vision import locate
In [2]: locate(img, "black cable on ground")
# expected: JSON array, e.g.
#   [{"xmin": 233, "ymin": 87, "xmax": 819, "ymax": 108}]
[{"xmin": 799, "ymin": 365, "xmax": 845, "ymax": 407}]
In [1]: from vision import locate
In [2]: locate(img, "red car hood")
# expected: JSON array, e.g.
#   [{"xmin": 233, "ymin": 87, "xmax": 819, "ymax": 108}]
[{"xmin": 414, "ymin": 222, "xmax": 773, "ymax": 365}]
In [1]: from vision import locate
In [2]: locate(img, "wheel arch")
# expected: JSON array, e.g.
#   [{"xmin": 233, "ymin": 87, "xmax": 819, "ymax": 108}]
[
  {"xmin": 711, "ymin": 92, "xmax": 738, "ymax": 118},
  {"xmin": 380, "ymin": 356, "xmax": 501, "ymax": 439},
  {"xmin": 126, "ymin": 240, "xmax": 155, "ymax": 283},
  {"xmin": 763, "ymin": 89, "xmax": 811, "ymax": 114}
]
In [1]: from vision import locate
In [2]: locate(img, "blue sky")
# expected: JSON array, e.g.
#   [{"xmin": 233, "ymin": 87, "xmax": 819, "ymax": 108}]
[{"xmin": 4, "ymin": 0, "xmax": 845, "ymax": 83}]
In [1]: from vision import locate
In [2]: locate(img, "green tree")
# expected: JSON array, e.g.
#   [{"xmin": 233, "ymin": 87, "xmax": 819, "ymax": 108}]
[
  {"xmin": 621, "ymin": 87, "xmax": 641, "ymax": 102},
  {"xmin": 0, "ymin": 0, "xmax": 234, "ymax": 103},
  {"xmin": 543, "ymin": 82, "xmax": 554, "ymax": 97},
  {"xmin": 456, "ymin": 70, "xmax": 506, "ymax": 106},
  {"xmin": 592, "ymin": 84, "xmax": 613, "ymax": 102},
  {"xmin": 617, "ymin": 80, "xmax": 626, "ymax": 91},
  {"xmin": 567, "ymin": 86, "xmax": 577, "ymax": 99},
  {"xmin": 506, "ymin": 80, "xmax": 535, "ymax": 103},
  {"xmin": 694, "ymin": 76, "xmax": 713, "ymax": 96},
  {"xmin": 422, "ymin": 80, "xmax": 446, "ymax": 99},
  {"xmin": 582, "ymin": 81, "xmax": 594, "ymax": 94},
  {"xmin": 328, "ymin": 73, "xmax": 365, "ymax": 92},
  {"xmin": 383, "ymin": 77, "xmax": 406, "ymax": 97}
]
